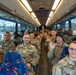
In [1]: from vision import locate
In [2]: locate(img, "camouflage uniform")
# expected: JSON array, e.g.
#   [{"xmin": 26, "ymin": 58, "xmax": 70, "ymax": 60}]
[
  {"xmin": 45, "ymin": 35, "xmax": 51, "ymax": 46},
  {"xmin": 0, "ymin": 40, "xmax": 15, "ymax": 64},
  {"xmin": 45, "ymin": 36, "xmax": 56, "ymax": 47},
  {"xmin": 11, "ymin": 37, "xmax": 21, "ymax": 46},
  {"xmin": 16, "ymin": 43, "xmax": 40, "ymax": 75},
  {"xmin": 50, "ymin": 36, "xmax": 56, "ymax": 43},
  {"xmin": 63, "ymin": 34, "xmax": 68, "ymax": 42},
  {"xmin": 65, "ymin": 35, "xmax": 74, "ymax": 44},
  {"xmin": 31, "ymin": 39, "xmax": 41, "ymax": 54},
  {"xmin": 0, "ymin": 40, "xmax": 15, "ymax": 53},
  {"xmin": 52, "ymin": 56, "xmax": 76, "ymax": 75},
  {"xmin": 36, "ymin": 35, "xmax": 41, "ymax": 44},
  {"xmin": 47, "ymin": 42, "xmax": 68, "ymax": 65}
]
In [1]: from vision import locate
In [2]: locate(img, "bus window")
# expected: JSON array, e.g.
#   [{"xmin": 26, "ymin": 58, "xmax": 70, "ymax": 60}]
[
  {"xmin": 0, "ymin": 19, "xmax": 15, "ymax": 40},
  {"xmin": 71, "ymin": 18, "xmax": 76, "ymax": 35},
  {"xmin": 65, "ymin": 21, "xmax": 69, "ymax": 30}
]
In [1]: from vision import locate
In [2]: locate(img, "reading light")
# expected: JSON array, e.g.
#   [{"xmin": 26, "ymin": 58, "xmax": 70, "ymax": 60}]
[{"xmin": 52, "ymin": 0, "xmax": 61, "ymax": 10}]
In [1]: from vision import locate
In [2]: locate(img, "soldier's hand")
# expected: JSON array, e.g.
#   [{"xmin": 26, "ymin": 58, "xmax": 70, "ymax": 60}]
[
  {"xmin": 49, "ymin": 41, "xmax": 55, "ymax": 50},
  {"xmin": 27, "ymin": 63, "xmax": 31, "ymax": 68}
]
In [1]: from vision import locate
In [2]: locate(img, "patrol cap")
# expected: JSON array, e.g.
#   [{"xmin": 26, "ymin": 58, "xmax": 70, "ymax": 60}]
[{"xmin": 56, "ymin": 32, "xmax": 65, "ymax": 42}]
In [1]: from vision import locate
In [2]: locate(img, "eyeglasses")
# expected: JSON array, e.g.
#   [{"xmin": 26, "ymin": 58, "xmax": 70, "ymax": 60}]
[{"xmin": 69, "ymin": 48, "xmax": 76, "ymax": 51}]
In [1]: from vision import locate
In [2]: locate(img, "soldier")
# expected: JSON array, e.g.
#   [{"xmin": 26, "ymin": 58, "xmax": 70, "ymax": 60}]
[
  {"xmin": 30, "ymin": 33, "xmax": 41, "ymax": 54},
  {"xmin": 30, "ymin": 33, "xmax": 40, "ymax": 45},
  {"xmin": 50, "ymin": 30, "xmax": 56, "ymax": 43},
  {"xmin": 66, "ymin": 29, "xmax": 74, "ymax": 44},
  {"xmin": 58, "ymin": 36, "xmax": 76, "ymax": 61},
  {"xmin": 19, "ymin": 30, "xmax": 25, "ymax": 38},
  {"xmin": 36, "ymin": 35, "xmax": 41, "ymax": 44},
  {"xmin": 47, "ymin": 33, "xmax": 68, "ymax": 66},
  {"xmin": 16, "ymin": 33, "xmax": 39, "ymax": 75},
  {"xmin": 11, "ymin": 32, "xmax": 21, "ymax": 46},
  {"xmin": 0, "ymin": 31, "xmax": 15, "ymax": 64},
  {"xmin": 52, "ymin": 41, "xmax": 76, "ymax": 75},
  {"xmin": 45, "ymin": 30, "xmax": 56, "ymax": 46}
]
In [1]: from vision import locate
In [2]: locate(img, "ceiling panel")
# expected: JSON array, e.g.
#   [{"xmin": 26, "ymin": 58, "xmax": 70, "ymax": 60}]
[
  {"xmin": 35, "ymin": 10, "xmax": 49, "ymax": 25},
  {"xmin": 28, "ymin": 0, "xmax": 52, "ymax": 10},
  {"xmin": 0, "ymin": 0, "xmax": 76, "ymax": 27},
  {"xmin": 28, "ymin": 0, "xmax": 52, "ymax": 25}
]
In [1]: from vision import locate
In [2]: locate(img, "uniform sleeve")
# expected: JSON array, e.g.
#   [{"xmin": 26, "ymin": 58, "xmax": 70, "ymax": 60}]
[
  {"xmin": 30, "ymin": 46, "xmax": 40, "ymax": 65},
  {"xmin": 15, "ymin": 45, "xmax": 20, "ymax": 52},
  {"xmin": 9, "ymin": 42, "xmax": 16, "ymax": 51},
  {"xmin": 52, "ymin": 65, "xmax": 63, "ymax": 75},
  {"xmin": 11, "ymin": 43, "xmax": 16, "ymax": 51},
  {"xmin": 47, "ymin": 49, "xmax": 54, "ymax": 60}
]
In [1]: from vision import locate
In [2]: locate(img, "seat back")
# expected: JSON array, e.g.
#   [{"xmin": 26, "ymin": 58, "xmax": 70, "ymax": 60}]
[{"xmin": 0, "ymin": 51, "xmax": 28, "ymax": 75}]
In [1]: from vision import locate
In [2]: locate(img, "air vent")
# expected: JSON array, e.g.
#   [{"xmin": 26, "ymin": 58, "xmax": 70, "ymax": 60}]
[{"xmin": 39, "ymin": 7, "xmax": 45, "ymax": 10}]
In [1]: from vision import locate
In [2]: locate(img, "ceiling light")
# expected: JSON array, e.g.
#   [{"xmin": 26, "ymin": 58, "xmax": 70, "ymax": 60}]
[
  {"xmin": 20, "ymin": 0, "xmax": 40, "ymax": 26},
  {"xmin": 45, "ymin": 21, "xmax": 49, "ymax": 26},
  {"xmin": 20, "ymin": 0, "xmax": 32, "ymax": 12},
  {"xmin": 35, "ymin": 18, "xmax": 38, "ymax": 21},
  {"xmin": 35, "ymin": 18, "xmax": 41, "ymax": 25},
  {"xmin": 46, "ymin": 19, "xmax": 50, "ymax": 26},
  {"xmin": 47, "ymin": 17, "xmax": 50, "ymax": 21},
  {"xmin": 49, "ymin": 11, "xmax": 54, "ymax": 17},
  {"xmin": 45, "ymin": 11, "xmax": 53, "ymax": 25},
  {"xmin": 52, "ymin": 0, "xmax": 61, "ymax": 10},
  {"xmin": 31, "ymin": 12, "xmax": 36, "ymax": 18}
]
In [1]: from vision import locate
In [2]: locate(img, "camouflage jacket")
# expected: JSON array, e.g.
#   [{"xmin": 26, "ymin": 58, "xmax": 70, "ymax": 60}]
[
  {"xmin": 16, "ymin": 43, "xmax": 39, "ymax": 65},
  {"xmin": 0, "ymin": 40, "xmax": 15, "ymax": 54},
  {"xmin": 52, "ymin": 56, "xmax": 76, "ymax": 75},
  {"xmin": 47, "ymin": 42, "xmax": 68, "ymax": 65},
  {"xmin": 30, "ymin": 39, "xmax": 41, "ymax": 51},
  {"xmin": 11, "ymin": 37, "xmax": 21, "ymax": 46},
  {"xmin": 65, "ymin": 35, "xmax": 74, "ymax": 44},
  {"xmin": 45, "ymin": 36, "xmax": 55, "ymax": 47}
]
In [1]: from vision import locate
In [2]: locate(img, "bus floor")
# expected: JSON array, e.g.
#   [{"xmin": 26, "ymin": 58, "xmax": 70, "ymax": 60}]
[{"xmin": 36, "ymin": 39, "xmax": 51, "ymax": 75}]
